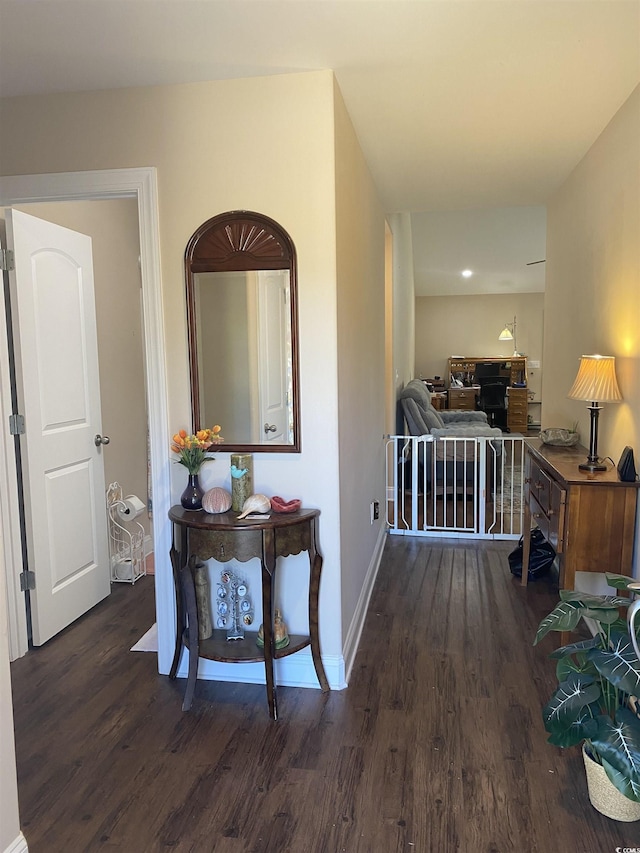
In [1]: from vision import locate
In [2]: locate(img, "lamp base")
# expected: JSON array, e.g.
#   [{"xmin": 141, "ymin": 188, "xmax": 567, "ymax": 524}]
[{"xmin": 579, "ymin": 459, "xmax": 607, "ymax": 473}]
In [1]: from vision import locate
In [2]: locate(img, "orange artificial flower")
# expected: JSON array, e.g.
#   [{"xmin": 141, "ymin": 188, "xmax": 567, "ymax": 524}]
[{"xmin": 170, "ymin": 426, "xmax": 225, "ymax": 474}]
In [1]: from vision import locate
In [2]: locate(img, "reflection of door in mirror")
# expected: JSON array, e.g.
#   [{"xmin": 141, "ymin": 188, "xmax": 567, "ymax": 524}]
[
  {"xmin": 257, "ymin": 270, "xmax": 293, "ymax": 444},
  {"xmin": 185, "ymin": 210, "xmax": 300, "ymax": 453},
  {"xmin": 195, "ymin": 270, "xmax": 292, "ymax": 445}
]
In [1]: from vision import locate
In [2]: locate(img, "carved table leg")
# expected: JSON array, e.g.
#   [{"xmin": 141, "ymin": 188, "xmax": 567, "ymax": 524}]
[
  {"xmin": 309, "ymin": 523, "xmax": 329, "ymax": 692},
  {"xmin": 181, "ymin": 555, "xmax": 200, "ymax": 712},
  {"xmin": 169, "ymin": 544, "xmax": 185, "ymax": 679},
  {"xmin": 261, "ymin": 529, "xmax": 277, "ymax": 720}
]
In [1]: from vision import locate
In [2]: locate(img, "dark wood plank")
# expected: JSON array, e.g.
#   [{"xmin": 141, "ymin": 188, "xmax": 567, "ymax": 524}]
[{"xmin": 10, "ymin": 540, "xmax": 640, "ymax": 852}]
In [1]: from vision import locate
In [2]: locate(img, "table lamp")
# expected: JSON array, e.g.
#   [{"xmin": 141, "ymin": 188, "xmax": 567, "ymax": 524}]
[{"xmin": 568, "ymin": 354, "xmax": 622, "ymax": 472}]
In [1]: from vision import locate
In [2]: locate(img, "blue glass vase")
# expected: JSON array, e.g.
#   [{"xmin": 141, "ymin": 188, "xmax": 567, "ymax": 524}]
[{"xmin": 180, "ymin": 473, "xmax": 204, "ymax": 510}]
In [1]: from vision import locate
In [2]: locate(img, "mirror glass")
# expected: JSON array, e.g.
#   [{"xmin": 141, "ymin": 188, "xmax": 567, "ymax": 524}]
[{"xmin": 185, "ymin": 211, "xmax": 300, "ymax": 452}]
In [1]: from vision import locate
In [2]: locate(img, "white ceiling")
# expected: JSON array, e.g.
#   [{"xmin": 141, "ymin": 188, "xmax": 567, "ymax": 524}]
[
  {"xmin": 412, "ymin": 206, "xmax": 546, "ymax": 296},
  {"xmin": 0, "ymin": 0, "xmax": 638, "ymax": 295}
]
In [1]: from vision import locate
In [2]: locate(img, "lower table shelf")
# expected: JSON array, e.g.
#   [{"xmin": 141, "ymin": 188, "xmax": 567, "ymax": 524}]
[{"xmin": 182, "ymin": 629, "xmax": 312, "ymax": 664}]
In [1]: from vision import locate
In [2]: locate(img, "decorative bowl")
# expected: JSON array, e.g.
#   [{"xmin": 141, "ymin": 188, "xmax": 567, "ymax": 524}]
[
  {"xmin": 539, "ymin": 428, "xmax": 580, "ymax": 447},
  {"xmin": 270, "ymin": 496, "xmax": 301, "ymax": 513}
]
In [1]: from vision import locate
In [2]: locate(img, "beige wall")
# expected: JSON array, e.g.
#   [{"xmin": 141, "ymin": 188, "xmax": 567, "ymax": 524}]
[
  {"xmin": 415, "ymin": 292, "xmax": 545, "ymax": 404},
  {"xmin": 0, "ymin": 71, "xmax": 340, "ymax": 645},
  {"xmin": 1, "ymin": 71, "xmax": 388, "ymax": 844},
  {"xmin": 0, "ymin": 71, "xmax": 366, "ymax": 851},
  {"xmin": 334, "ymin": 78, "xmax": 386, "ymax": 638},
  {"xmin": 545, "ymin": 85, "xmax": 639, "ymax": 464},
  {"xmin": 14, "ymin": 200, "xmax": 151, "ymax": 538},
  {"xmin": 388, "ymin": 212, "xmax": 416, "ymax": 408},
  {"xmin": 0, "ymin": 71, "xmax": 388, "ymax": 663}
]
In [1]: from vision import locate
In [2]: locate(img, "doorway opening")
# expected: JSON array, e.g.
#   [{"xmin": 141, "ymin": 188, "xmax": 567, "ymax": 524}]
[
  {"xmin": 0, "ymin": 168, "xmax": 172, "ymax": 672},
  {"xmin": 8, "ymin": 198, "xmax": 152, "ymax": 645}
]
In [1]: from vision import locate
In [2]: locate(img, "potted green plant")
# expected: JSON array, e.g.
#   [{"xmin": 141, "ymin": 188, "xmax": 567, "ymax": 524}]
[{"xmin": 534, "ymin": 573, "xmax": 640, "ymax": 821}]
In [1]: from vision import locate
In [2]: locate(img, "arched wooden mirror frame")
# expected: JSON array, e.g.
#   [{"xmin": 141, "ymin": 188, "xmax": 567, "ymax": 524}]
[{"xmin": 185, "ymin": 210, "xmax": 301, "ymax": 453}]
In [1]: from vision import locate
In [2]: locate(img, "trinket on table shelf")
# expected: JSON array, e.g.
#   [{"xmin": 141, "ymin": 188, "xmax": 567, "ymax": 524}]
[
  {"xmin": 256, "ymin": 609, "xmax": 290, "ymax": 650},
  {"xmin": 216, "ymin": 569, "xmax": 253, "ymax": 640}
]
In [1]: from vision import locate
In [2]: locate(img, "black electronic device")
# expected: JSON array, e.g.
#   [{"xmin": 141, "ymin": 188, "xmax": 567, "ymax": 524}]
[
  {"xmin": 475, "ymin": 361, "xmax": 500, "ymax": 380},
  {"xmin": 617, "ymin": 446, "xmax": 637, "ymax": 482}
]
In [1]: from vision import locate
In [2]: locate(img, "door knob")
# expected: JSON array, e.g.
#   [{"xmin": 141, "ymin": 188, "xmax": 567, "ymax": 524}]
[
  {"xmin": 94, "ymin": 434, "xmax": 110, "ymax": 447},
  {"xmin": 264, "ymin": 423, "xmax": 277, "ymax": 434}
]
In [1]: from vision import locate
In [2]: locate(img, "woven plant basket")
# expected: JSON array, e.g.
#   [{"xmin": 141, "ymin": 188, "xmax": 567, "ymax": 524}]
[{"xmin": 582, "ymin": 746, "xmax": 640, "ymax": 822}]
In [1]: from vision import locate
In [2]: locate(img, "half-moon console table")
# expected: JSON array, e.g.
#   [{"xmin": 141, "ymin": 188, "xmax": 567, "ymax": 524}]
[{"xmin": 168, "ymin": 505, "xmax": 329, "ymax": 719}]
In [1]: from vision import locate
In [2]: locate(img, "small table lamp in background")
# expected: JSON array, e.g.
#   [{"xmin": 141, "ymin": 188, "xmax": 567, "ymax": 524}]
[
  {"xmin": 499, "ymin": 315, "xmax": 518, "ymax": 357},
  {"xmin": 568, "ymin": 354, "xmax": 622, "ymax": 472}
]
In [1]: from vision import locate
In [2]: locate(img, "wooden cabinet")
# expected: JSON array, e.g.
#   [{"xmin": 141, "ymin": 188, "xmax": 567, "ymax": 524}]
[
  {"xmin": 448, "ymin": 356, "xmax": 527, "ymax": 387},
  {"xmin": 430, "ymin": 391, "xmax": 447, "ymax": 411},
  {"xmin": 507, "ymin": 387, "xmax": 528, "ymax": 432},
  {"xmin": 521, "ymin": 439, "xmax": 639, "ymax": 591},
  {"xmin": 448, "ymin": 386, "xmax": 479, "ymax": 410}
]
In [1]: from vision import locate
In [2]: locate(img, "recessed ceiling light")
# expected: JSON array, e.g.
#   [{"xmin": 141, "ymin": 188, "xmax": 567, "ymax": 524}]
[{"xmin": 461, "ymin": 269, "xmax": 473, "ymax": 278}]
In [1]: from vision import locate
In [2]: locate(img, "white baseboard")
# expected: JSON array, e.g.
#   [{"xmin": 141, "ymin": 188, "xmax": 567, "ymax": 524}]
[
  {"xmin": 3, "ymin": 832, "xmax": 28, "ymax": 853},
  {"xmin": 341, "ymin": 526, "xmax": 387, "ymax": 686}
]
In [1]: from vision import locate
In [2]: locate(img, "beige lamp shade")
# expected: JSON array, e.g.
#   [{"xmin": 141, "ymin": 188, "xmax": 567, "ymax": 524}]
[
  {"xmin": 568, "ymin": 355, "xmax": 622, "ymax": 403},
  {"xmin": 498, "ymin": 316, "xmax": 517, "ymax": 355}
]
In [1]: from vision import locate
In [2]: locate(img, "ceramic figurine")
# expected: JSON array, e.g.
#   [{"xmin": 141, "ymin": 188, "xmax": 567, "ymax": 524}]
[
  {"xmin": 230, "ymin": 453, "xmax": 253, "ymax": 511},
  {"xmin": 274, "ymin": 609, "xmax": 289, "ymax": 648},
  {"xmin": 256, "ymin": 608, "xmax": 290, "ymax": 650}
]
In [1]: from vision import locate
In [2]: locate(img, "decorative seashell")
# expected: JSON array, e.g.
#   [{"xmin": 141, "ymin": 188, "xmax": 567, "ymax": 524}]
[
  {"xmin": 237, "ymin": 493, "xmax": 271, "ymax": 519},
  {"xmin": 202, "ymin": 487, "xmax": 232, "ymax": 514}
]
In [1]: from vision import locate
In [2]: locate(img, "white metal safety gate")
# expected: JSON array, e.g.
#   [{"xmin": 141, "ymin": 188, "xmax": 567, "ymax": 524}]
[{"xmin": 386, "ymin": 435, "xmax": 526, "ymax": 540}]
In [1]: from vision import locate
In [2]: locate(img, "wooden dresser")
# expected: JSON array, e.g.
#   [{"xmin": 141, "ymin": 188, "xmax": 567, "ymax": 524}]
[
  {"xmin": 521, "ymin": 439, "xmax": 640, "ymax": 591},
  {"xmin": 448, "ymin": 386, "xmax": 479, "ymax": 411},
  {"xmin": 506, "ymin": 387, "xmax": 528, "ymax": 433}
]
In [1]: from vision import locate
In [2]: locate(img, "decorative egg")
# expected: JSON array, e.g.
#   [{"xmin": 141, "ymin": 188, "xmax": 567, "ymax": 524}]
[
  {"xmin": 237, "ymin": 493, "xmax": 271, "ymax": 519},
  {"xmin": 202, "ymin": 487, "xmax": 232, "ymax": 514}
]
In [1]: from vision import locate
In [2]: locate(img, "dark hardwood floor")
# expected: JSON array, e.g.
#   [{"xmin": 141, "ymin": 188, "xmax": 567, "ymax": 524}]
[{"xmin": 10, "ymin": 536, "xmax": 640, "ymax": 851}]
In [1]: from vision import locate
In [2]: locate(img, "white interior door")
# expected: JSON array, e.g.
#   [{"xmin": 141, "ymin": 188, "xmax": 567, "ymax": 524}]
[
  {"xmin": 6, "ymin": 208, "xmax": 110, "ymax": 645},
  {"xmin": 257, "ymin": 270, "xmax": 291, "ymax": 444}
]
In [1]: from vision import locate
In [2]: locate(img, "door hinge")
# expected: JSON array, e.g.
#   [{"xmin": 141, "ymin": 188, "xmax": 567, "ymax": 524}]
[
  {"xmin": 1, "ymin": 248, "xmax": 15, "ymax": 272},
  {"xmin": 20, "ymin": 570, "xmax": 35, "ymax": 592},
  {"xmin": 9, "ymin": 413, "xmax": 25, "ymax": 435}
]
